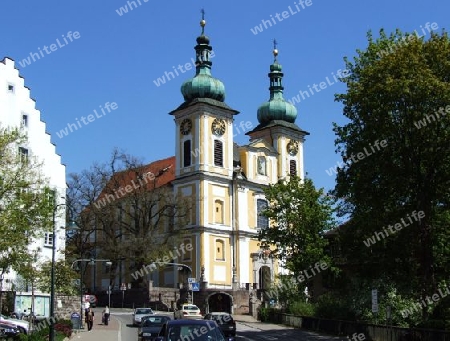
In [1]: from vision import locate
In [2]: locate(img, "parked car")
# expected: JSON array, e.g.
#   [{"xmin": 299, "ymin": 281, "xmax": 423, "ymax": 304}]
[
  {"xmin": 0, "ymin": 315, "xmax": 29, "ymax": 334},
  {"xmin": 133, "ymin": 308, "xmax": 154, "ymax": 326},
  {"xmin": 155, "ymin": 319, "xmax": 235, "ymax": 341},
  {"xmin": 204, "ymin": 312, "xmax": 236, "ymax": 337},
  {"xmin": 173, "ymin": 304, "xmax": 202, "ymax": 319},
  {"xmin": 0, "ymin": 322, "xmax": 20, "ymax": 338},
  {"xmin": 138, "ymin": 315, "xmax": 171, "ymax": 341}
]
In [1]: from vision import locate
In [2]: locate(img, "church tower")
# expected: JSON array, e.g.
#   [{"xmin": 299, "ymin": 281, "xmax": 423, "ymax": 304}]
[
  {"xmin": 169, "ymin": 12, "xmax": 240, "ymax": 291},
  {"xmin": 247, "ymin": 42, "xmax": 309, "ymax": 181},
  {"xmin": 170, "ymin": 11, "xmax": 238, "ymax": 179}
]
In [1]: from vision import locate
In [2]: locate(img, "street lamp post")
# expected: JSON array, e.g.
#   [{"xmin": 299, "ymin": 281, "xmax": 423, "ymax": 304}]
[
  {"xmin": 49, "ymin": 204, "xmax": 63, "ymax": 341},
  {"xmin": 0, "ymin": 272, "xmax": 4, "ymax": 315},
  {"xmin": 49, "ymin": 203, "xmax": 79, "ymax": 341},
  {"xmin": 108, "ymin": 285, "xmax": 111, "ymax": 308}
]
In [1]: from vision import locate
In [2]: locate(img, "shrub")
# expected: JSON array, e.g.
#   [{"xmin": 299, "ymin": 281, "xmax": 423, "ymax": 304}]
[
  {"xmin": 287, "ymin": 301, "xmax": 316, "ymax": 316},
  {"xmin": 18, "ymin": 320, "xmax": 73, "ymax": 341},
  {"xmin": 258, "ymin": 307, "xmax": 270, "ymax": 322},
  {"xmin": 18, "ymin": 327, "xmax": 48, "ymax": 341},
  {"xmin": 54, "ymin": 323, "xmax": 72, "ymax": 338},
  {"xmin": 56, "ymin": 319, "xmax": 73, "ymax": 329},
  {"xmin": 315, "ymin": 292, "xmax": 354, "ymax": 320}
]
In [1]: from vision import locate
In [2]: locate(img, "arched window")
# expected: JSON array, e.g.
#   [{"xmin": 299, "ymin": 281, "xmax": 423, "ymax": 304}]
[
  {"xmin": 183, "ymin": 140, "xmax": 191, "ymax": 167},
  {"xmin": 257, "ymin": 199, "xmax": 269, "ymax": 230},
  {"xmin": 214, "ymin": 200, "xmax": 224, "ymax": 224},
  {"xmin": 215, "ymin": 240, "xmax": 225, "ymax": 261}
]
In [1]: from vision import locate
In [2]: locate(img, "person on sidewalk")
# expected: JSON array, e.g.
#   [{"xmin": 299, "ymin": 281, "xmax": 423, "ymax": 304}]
[
  {"xmin": 85, "ymin": 307, "xmax": 94, "ymax": 331},
  {"xmin": 102, "ymin": 306, "xmax": 110, "ymax": 325}
]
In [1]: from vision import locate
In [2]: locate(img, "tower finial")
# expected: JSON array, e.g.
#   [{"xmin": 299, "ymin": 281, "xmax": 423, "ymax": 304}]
[
  {"xmin": 273, "ymin": 39, "xmax": 279, "ymax": 62},
  {"xmin": 200, "ymin": 9, "xmax": 206, "ymax": 35}
]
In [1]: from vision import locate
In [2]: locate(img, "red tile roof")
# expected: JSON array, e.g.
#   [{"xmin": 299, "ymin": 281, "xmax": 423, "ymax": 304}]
[{"xmin": 95, "ymin": 156, "xmax": 176, "ymax": 204}]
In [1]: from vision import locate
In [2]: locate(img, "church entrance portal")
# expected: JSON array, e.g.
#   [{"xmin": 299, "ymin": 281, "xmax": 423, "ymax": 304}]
[{"xmin": 207, "ymin": 293, "xmax": 232, "ymax": 313}]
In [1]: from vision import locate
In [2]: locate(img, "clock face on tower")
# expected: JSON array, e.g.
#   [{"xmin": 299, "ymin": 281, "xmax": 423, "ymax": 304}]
[
  {"xmin": 211, "ymin": 118, "xmax": 226, "ymax": 136},
  {"xmin": 287, "ymin": 140, "xmax": 299, "ymax": 156},
  {"xmin": 180, "ymin": 118, "xmax": 192, "ymax": 135}
]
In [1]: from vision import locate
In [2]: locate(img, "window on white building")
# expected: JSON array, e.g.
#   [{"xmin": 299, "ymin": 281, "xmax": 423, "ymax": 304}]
[
  {"xmin": 18, "ymin": 147, "xmax": 28, "ymax": 163},
  {"xmin": 22, "ymin": 114, "xmax": 28, "ymax": 127},
  {"xmin": 7, "ymin": 84, "xmax": 14, "ymax": 93},
  {"xmin": 44, "ymin": 233, "xmax": 53, "ymax": 247}
]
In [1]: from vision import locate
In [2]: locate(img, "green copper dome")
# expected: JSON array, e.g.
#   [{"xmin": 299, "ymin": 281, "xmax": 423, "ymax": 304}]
[
  {"xmin": 181, "ymin": 14, "xmax": 225, "ymax": 102},
  {"xmin": 181, "ymin": 63, "xmax": 225, "ymax": 102},
  {"xmin": 257, "ymin": 46, "xmax": 297, "ymax": 124}
]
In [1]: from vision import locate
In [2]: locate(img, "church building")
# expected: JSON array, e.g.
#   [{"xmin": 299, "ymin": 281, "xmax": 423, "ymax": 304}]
[{"xmin": 88, "ymin": 14, "xmax": 309, "ymax": 314}]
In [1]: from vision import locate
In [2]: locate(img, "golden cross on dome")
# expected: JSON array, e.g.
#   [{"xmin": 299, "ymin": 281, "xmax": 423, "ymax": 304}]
[
  {"xmin": 273, "ymin": 39, "xmax": 279, "ymax": 61},
  {"xmin": 200, "ymin": 9, "xmax": 206, "ymax": 34}
]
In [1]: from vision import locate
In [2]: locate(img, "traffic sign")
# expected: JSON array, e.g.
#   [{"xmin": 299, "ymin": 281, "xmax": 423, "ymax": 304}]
[
  {"xmin": 188, "ymin": 278, "xmax": 196, "ymax": 283},
  {"xmin": 120, "ymin": 283, "xmax": 126, "ymax": 291},
  {"xmin": 191, "ymin": 282, "xmax": 200, "ymax": 291},
  {"xmin": 372, "ymin": 289, "xmax": 378, "ymax": 313}
]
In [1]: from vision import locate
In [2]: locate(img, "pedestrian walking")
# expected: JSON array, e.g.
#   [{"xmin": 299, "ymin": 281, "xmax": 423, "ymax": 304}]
[
  {"xmin": 102, "ymin": 306, "xmax": 110, "ymax": 325},
  {"xmin": 85, "ymin": 307, "xmax": 94, "ymax": 331}
]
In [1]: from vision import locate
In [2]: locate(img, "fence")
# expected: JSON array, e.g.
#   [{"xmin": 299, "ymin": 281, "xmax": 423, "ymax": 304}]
[{"xmin": 267, "ymin": 311, "xmax": 450, "ymax": 341}]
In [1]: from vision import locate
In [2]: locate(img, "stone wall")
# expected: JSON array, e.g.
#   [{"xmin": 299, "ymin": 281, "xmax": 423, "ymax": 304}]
[
  {"xmin": 55, "ymin": 295, "xmax": 81, "ymax": 320},
  {"xmin": 148, "ymin": 282, "xmax": 180, "ymax": 311},
  {"xmin": 230, "ymin": 290, "xmax": 250, "ymax": 315}
]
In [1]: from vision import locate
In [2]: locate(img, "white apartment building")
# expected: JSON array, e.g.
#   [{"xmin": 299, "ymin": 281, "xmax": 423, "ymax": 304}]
[{"xmin": 0, "ymin": 57, "xmax": 66, "ymax": 292}]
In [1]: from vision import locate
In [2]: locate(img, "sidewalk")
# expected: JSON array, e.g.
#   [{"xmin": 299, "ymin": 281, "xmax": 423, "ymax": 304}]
[
  {"xmin": 233, "ymin": 314, "xmax": 258, "ymax": 323},
  {"xmin": 71, "ymin": 313, "xmax": 120, "ymax": 340},
  {"xmin": 233, "ymin": 314, "xmax": 293, "ymax": 331}
]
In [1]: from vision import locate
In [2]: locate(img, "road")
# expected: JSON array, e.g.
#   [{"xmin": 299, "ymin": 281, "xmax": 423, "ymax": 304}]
[
  {"xmin": 108, "ymin": 311, "xmax": 349, "ymax": 341},
  {"xmin": 235, "ymin": 321, "xmax": 348, "ymax": 340}
]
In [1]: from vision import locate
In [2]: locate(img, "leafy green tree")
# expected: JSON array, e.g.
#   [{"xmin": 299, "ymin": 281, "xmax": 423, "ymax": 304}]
[
  {"xmin": 333, "ymin": 30, "xmax": 450, "ymax": 318},
  {"xmin": 258, "ymin": 177, "xmax": 336, "ymax": 299},
  {"xmin": 0, "ymin": 127, "xmax": 54, "ymax": 278},
  {"xmin": 35, "ymin": 259, "xmax": 79, "ymax": 295}
]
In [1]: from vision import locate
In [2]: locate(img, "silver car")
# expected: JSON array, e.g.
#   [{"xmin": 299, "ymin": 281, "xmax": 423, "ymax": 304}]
[
  {"xmin": 133, "ymin": 308, "xmax": 154, "ymax": 326},
  {"xmin": 0, "ymin": 315, "xmax": 29, "ymax": 334}
]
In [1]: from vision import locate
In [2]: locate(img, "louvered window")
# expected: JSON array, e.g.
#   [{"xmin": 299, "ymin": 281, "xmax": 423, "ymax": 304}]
[
  {"xmin": 214, "ymin": 140, "xmax": 223, "ymax": 167},
  {"xmin": 290, "ymin": 160, "xmax": 297, "ymax": 176}
]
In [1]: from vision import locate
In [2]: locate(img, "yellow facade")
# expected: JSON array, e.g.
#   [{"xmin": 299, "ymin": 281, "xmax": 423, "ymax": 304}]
[{"xmin": 171, "ymin": 103, "xmax": 307, "ymax": 290}]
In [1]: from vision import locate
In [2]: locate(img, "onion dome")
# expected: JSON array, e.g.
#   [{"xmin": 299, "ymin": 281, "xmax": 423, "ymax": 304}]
[{"xmin": 181, "ymin": 10, "xmax": 225, "ymax": 102}]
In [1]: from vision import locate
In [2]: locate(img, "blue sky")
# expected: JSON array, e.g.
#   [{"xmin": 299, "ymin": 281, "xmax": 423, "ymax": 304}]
[{"xmin": 1, "ymin": 0, "xmax": 448, "ymax": 193}]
